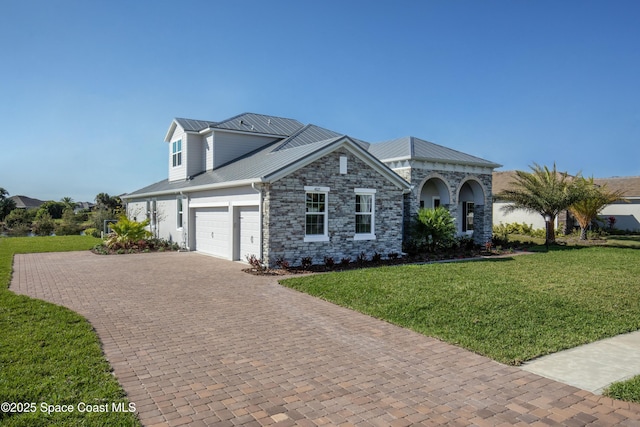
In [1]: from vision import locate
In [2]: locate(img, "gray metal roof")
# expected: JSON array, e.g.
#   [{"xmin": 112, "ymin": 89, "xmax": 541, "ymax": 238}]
[
  {"xmin": 275, "ymin": 124, "xmax": 370, "ymax": 151},
  {"xmin": 126, "ymin": 136, "xmax": 346, "ymax": 197},
  {"xmin": 174, "ymin": 118, "xmax": 217, "ymax": 132},
  {"xmin": 368, "ymin": 136, "xmax": 501, "ymax": 167},
  {"xmin": 212, "ymin": 112, "xmax": 304, "ymax": 136}
]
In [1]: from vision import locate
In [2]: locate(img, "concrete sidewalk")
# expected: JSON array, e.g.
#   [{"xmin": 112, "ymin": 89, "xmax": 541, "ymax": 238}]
[{"xmin": 522, "ymin": 330, "xmax": 640, "ymax": 394}]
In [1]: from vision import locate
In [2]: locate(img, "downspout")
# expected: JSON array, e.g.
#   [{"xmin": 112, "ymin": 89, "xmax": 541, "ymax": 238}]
[
  {"xmin": 179, "ymin": 191, "xmax": 189, "ymax": 251},
  {"xmin": 251, "ymin": 181, "xmax": 265, "ymax": 266}
]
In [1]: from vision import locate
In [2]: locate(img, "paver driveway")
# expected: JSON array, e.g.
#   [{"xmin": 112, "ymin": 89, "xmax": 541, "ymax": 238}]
[{"xmin": 11, "ymin": 251, "xmax": 640, "ymax": 426}]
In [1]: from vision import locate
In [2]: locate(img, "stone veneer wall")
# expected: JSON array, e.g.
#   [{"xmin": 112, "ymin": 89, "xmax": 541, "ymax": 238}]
[
  {"xmin": 262, "ymin": 148, "xmax": 405, "ymax": 266},
  {"xmin": 399, "ymin": 166, "xmax": 494, "ymax": 244}
]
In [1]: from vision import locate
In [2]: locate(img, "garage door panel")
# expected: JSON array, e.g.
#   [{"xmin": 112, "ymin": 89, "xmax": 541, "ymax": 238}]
[
  {"xmin": 195, "ymin": 207, "xmax": 229, "ymax": 258},
  {"xmin": 239, "ymin": 206, "xmax": 260, "ymax": 260}
]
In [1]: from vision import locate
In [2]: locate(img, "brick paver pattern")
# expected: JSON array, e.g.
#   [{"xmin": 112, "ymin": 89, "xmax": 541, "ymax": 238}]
[{"xmin": 11, "ymin": 252, "xmax": 640, "ymax": 426}]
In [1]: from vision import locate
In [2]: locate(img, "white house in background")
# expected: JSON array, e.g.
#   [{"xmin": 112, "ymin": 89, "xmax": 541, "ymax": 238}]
[
  {"xmin": 122, "ymin": 112, "xmax": 500, "ymax": 266},
  {"xmin": 493, "ymin": 171, "xmax": 640, "ymax": 232},
  {"xmin": 594, "ymin": 176, "xmax": 640, "ymax": 231}
]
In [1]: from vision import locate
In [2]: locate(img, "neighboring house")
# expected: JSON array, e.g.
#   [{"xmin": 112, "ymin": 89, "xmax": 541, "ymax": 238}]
[
  {"xmin": 9, "ymin": 195, "xmax": 45, "ymax": 210},
  {"xmin": 122, "ymin": 112, "xmax": 500, "ymax": 266},
  {"xmin": 492, "ymin": 171, "xmax": 640, "ymax": 232},
  {"xmin": 594, "ymin": 176, "xmax": 640, "ymax": 232}
]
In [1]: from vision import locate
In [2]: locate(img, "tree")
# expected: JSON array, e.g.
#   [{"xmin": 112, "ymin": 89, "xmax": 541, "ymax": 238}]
[
  {"xmin": 0, "ymin": 187, "xmax": 16, "ymax": 221},
  {"xmin": 95, "ymin": 193, "xmax": 122, "ymax": 212},
  {"xmin": 569, "ymin": 177, "xmax": 626, "ymax": 240},
  {"xmin": 496, "ymin": 163, "xmax": 587, "ymax": 244},
  {"xmin": 92, "ymin": 193, "xmax": 123, "ymax": 233},
  {"xmin": 38, "ymin": 201, "xmax": 66, "ymax": 219},
  {"xmin": 61, "ymin": 196, "xmax": 75, "ymax": 210}
]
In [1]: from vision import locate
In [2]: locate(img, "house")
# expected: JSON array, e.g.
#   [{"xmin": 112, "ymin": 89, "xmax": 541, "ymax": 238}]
[
  {"xmin": 122, "ymin": 112, "xmax": 500, "ymax": 266},
  {"xmin": 492, "ymin": 171, "xmax": 640, "ymax": 232},
  {"xmin": 9, "ymin": 195, "xmax": 45, "ymax": 210},
  {"xmin": 594, "ymin": 176, "xmax": 640, "ymax": 231}
]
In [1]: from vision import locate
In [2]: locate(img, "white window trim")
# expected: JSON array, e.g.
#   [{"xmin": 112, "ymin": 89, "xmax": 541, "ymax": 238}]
[
  {"xmin": 176, "ymin": 197, "xmax": 184, "ymax": 230},
  {"xmin": 304, "ymin": 186, "xmax": 330, "ymax": 242},
  {"xmin": 354, "ymin": 188, "xmax": 376, "ymax": 241},
  {"xmin": 172, "ymin": 139, "xmax": 182, "ymax": 168}
]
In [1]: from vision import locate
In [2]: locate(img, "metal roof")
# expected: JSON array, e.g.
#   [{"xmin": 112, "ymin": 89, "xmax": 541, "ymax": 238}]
[
  {"xmin": 368, "ymin": 136, "xmax": 501, "ymax": 167},
  {"xmin": 125, "ymin": 136, "xmax": 363, "ymax": 197},
  {"xmin": 211, "ymin": 112, "xmax": 304, "ymax": 136},
  {"xmin": 174, "ymin": 118, "xmax": 217, "ymax": 132}
]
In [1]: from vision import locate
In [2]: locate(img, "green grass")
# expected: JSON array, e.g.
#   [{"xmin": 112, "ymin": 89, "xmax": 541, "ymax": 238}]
[
  {"xmin": 605, "ymin": 375, "xmax": 640, "ymax": 403},
  {"xmin": 281, "ymin": 247, "xmax": 640, "ymax": 366},
  {"xmin": 0, "ymin": 236, "xmax": 141, "ymax": 426}
]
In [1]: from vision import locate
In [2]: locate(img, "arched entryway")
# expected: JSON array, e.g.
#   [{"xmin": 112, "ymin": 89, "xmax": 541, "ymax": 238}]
[
  {"xmin": 418, "ymin": 176, "xmax": 451, "ymax": 210},
  {"xmin": 457, "ymin": 178, "xmax": 486, "ymax": 238}
]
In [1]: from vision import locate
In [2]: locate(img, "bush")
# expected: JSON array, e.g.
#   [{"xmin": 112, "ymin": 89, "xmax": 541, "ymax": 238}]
[
  {"xmin": 324, "ymin": 256, "xmax": 335, "ymax": 269},
  {"xmin": 300, "ymin": 257, "xmax": 313, "ymax": 270},
  {"xmin": 105, "ymin": 216, "xmax": 152, "ymax": 249},
  {"xmin": 246, "ymin": 254, "xmax": 265, "ymax": 271},
  {"xmin": 32, "ymin": 212, "xmax": 55, "ymax": 236},
  {"xmin": 7, "ymin": 222, "xmax": 31, "ymax": 237},
  {"xmin": 413, "ymin": 207, "xmax": 457, "ymax": 252},
  {"xmin": 83, "ymin": 227, "xmax": 101, "ymax": 238}
]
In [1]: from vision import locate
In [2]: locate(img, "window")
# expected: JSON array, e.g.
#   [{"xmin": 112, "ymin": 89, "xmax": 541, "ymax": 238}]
[
  {"xmin": 463, "ymin": 201, "xmax": 474, "ymax": 232},
  {"xmin": 176, "ymin": 197, "xmax": 183, "ymax": 229},
  {"xmin": 304, "ymin": 186, "xmax": 329, "ymax": 242},
  {"xmin": 354, "ymin": 189, "xmax": 376, "ymax": 240},
  {"xmin": 172, "ymin": 139, "xmax": 182, "ymax": 167},
  {"xmin": 433, "ymin": 197, "xmax": 441, "ymax": 208}
]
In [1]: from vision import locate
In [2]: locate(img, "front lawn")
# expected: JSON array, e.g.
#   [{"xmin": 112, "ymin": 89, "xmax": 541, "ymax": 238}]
[
  {"xmin": 0, "ymin": 236, "xmax": 140, "ymax": 426},
  {"xmin": 281, "ymin": 247, "xmax": 640, "ymax": 366}
]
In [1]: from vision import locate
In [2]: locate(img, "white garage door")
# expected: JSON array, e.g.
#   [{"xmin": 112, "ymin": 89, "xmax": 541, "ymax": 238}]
[
  {"xmin": 195, "ymin": 207, "xmax": 230, "ymax": 258},
  {"xmin": 238, "ymin": 206, "xmax": 260, "ymax": 260}
]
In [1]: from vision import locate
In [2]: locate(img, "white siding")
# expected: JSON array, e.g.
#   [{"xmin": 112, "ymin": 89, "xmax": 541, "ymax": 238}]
[
  {"xmin": 205, "ymin": 133, "xmax": 214, "ymax": 171},
  {"xmin": 493, "ymin": 202, "xmax": 546, "ymax": 229},
  {"xmin": 126, "ymin": 196, "xmax": 185, "ymax": 246},
  {"xmin": 186, "ymin": 133, "xmax": 204, "ymax": 178},
  {"xmin": 599, "ymin": 200, "xmax": 640, "ymax": 231},
  {"xmin": 213, "ymin": 131, "xmax": 278, "ymax": 169},
  {"xmin": 168, "ymin": 127, "xmax": 186, "ymax": 182}
]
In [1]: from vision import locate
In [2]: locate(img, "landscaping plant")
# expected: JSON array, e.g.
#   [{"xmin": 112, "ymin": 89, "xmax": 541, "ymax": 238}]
[
  {"xmin": 105, "ymin": 216, "xmax": 152, "ymax": 250},
  {"xmin": 414, "ymin": 206, "xmax": 456, "ymax": 251}
]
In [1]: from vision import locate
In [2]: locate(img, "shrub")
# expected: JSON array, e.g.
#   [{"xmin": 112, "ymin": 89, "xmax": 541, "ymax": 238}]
[
  {"xmin": 356, "ymin": 252, "xmax": 368, "ymax": 266},
  {"xmin": 105, "ymin": 216, "xmax": 151, "ymax": 249},
  {"xmin": 323, "ymin": 256, "xmax": 335, "ymax": 269},
  {"xmin": 300, "ymin": 256, "xmax": 313, "ymax": 270},
  {"xmin": 372, "ymin": 251, "xmax": 382, "ymax": 264},
  {"xmin": 7, "ymin": 222, "xmax": 31, "ymax": 237},
  {"xmin": 83, "ymin": 227, "xmax": 101, "ymax": 238},
  {"xmin": 340, "ymin": 257, "xmax": 351, "ymax": 267},
  {"xmin": 245, "ymin": 254, "xmax": 264, "ymax": 271},
  {"xmin": 388, "ymin": 252, "xmax": 399, "ymax": 260},
  {"xmin": 32, "ymin": 212, "xmax": 55, "ymax": 236},
  {"xmin": 274, "ymin": 257, "xmax": 290, "ymax": 270},
  {"xmin": 414, "ymin": 207, "xmax": 456, "ymax": 252}
]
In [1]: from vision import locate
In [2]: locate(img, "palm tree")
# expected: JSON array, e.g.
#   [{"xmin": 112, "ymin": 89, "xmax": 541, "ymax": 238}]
[
  {"xmin": 496, "ymin": 163, "xmax": 586, "ymax": 244},
  {"xmin": 569, "ymin": 177, "xmax": 626, "ymax": 240},
  {"xmin": 61, "ymin": 196, "xmax": 75, "ymax": 211}
]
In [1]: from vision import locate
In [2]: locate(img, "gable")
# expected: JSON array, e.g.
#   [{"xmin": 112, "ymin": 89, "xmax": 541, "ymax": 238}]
[{"xmin": 266, "ymin": 137, "xmax": 410, "ymax": 191}]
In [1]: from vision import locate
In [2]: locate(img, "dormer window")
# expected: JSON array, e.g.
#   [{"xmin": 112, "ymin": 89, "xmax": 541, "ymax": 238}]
[{"xmin": 172, "ymin": 140, "xmax": 182, "ymax": 167}]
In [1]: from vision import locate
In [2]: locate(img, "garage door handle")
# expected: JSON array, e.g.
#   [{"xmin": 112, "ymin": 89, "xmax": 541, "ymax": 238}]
[{"xmin": 211, "ymin": 232, "xmax": 214, "ymax": 238}]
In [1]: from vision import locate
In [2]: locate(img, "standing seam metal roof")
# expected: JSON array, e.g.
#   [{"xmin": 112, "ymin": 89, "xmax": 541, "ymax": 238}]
[{"xmin": 368, "ymin": 136, "xmax": 500, "ymax": 167}]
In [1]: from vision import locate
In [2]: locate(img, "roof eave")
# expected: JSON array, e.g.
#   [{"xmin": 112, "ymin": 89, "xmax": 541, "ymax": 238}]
[{"xmin": 122, "ymin": 178, "xmax": 264, "ymax": 200}]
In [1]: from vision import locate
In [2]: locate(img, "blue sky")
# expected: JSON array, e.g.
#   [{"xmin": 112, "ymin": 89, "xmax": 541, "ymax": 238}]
[{"xmin": 1, "ymin": 0, "xmax": 638, "ymax": 202}]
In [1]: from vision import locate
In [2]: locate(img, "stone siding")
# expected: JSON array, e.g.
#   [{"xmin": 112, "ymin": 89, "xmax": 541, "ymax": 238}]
[
  {"xmin": 401, "ymin": 166, "xmax": 494, "ymax": 244},
  {"xmin": 263, "ymin": 148, "xmax": 405, "ymax": 266}
]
